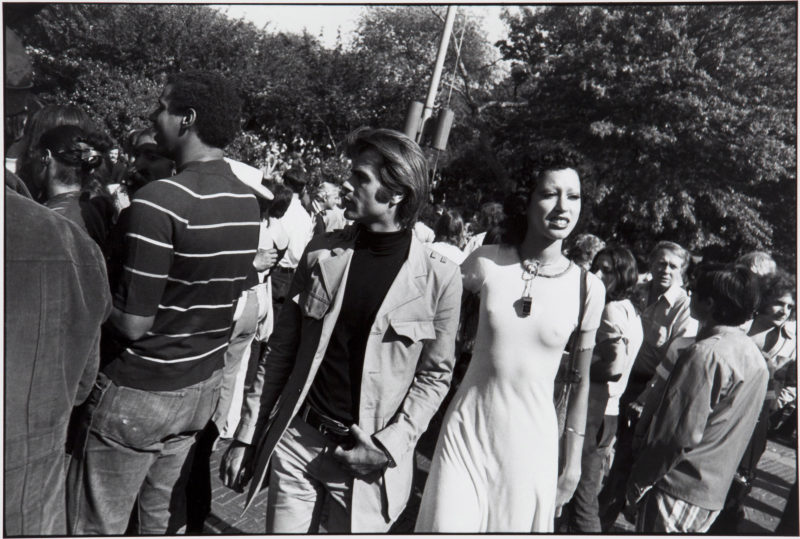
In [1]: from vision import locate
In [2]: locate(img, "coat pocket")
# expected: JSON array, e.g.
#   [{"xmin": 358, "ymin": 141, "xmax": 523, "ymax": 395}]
[
  {"xmin": 388, "ymin": 319, "xmax": 436, "ymax": 343},
  {"xmin": 299, "ymin": 289, "xmax": 330, "ymax": 320}
]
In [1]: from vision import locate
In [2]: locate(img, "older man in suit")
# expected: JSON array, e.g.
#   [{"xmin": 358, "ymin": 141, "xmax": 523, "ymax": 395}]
[{"xmin": 220, "ymin": 127, "xmax": 462, "ymax": 533}]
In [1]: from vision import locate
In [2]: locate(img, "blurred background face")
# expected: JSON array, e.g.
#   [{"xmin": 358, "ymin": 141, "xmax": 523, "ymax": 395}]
[
  {"xmin": 133, "ymin": 144, "xmax": 174, "ymax": 183},
  {"xmin": 759, "ymin": 293, "xmax": 795, "ymax": 328},
  {"xmin": 321, "ymin": 181, "xmax": 341, "ymax": 210},
  {"xmin": 108, "ymin": 147, "xmax": 119, "ymax": 163},
  {"xmin": 592, "ymin": 253, "xmax": 615, "ymax": 290},
  {"xmin": 650, "ymin": 249, "xmax": 684, "ymax": 292}
]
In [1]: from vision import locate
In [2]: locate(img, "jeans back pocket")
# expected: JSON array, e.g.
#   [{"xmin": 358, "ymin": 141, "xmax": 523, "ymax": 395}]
[{"xmin": 91, "ymin": 383, "xmax": 184, "ymax": 449}]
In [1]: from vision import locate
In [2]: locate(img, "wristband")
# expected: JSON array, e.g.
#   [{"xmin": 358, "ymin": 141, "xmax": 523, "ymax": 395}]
[{"xmin": 565, "ymin": 426, "xmax": 585, "ymax": 437}]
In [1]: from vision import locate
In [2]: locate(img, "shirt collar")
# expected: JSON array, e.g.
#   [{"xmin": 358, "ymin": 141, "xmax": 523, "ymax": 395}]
[
  {"xmin": 781, "ymin": 321, "xmax": 796, "ymax": 340},
  {"xmin": 177, "ymin": 158, "xmax": 229, "ymax": 175},
  {"xmin": 659, "ymin": 283, "xmax": 687, "ymax": 306},
  {"xmin": 698, "ymin": 324, "xmax": 745, "ymax": 341}
]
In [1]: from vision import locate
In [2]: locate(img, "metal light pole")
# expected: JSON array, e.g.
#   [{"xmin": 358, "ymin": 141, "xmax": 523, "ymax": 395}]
[{"xmin": 404, "ymin": 5, "xmax": 457, "ymax": 144}]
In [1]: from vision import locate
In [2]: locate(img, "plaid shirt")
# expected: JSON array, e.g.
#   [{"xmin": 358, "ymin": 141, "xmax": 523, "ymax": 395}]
[{"xmin": 637, "ymin": 488, "xmax": 720, "ymax": 533}]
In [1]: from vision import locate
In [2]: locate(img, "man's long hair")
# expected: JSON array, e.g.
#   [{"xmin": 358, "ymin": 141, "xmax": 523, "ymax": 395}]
[{"xmin": 344, "ymin": 127, "xmax": 429, "ymax": 229}]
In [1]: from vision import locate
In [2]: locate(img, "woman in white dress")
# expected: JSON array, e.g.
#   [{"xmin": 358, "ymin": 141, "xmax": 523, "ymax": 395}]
[{"xmin": 416, "ymin": 160, "xmax": 605, "ymax": 532}]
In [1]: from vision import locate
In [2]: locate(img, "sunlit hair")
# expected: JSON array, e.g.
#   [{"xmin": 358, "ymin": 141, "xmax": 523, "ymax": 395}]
[
  {"xmin": 165, "ymin": 70, "xmax": 242, "ymax": 149},
  {"xmin": 736, "ymin": 251, "xmax": 777, "ymax": 278},
  {"xmin": 344, "ymin": 127, "xmax": 429, "ymax": 229},
  {"xmin": 314, "ymin": 181, "xmax": 339, "ymax": 201},
  {"xmin": 590, "ymin": 245, "xmax": 639, "ymax": 303},
  {"xmin": 649, "ymin": 241, "xmax": 690, "ymax": 279},
  {"xmin": 693, "ymin": 264, "xmax": 760, "ymax": 326},
  {"xmin": 434, "ymin": 208, "xmax": 466, "ymax": 248},
  {"xmin": 569, "ymin": 233, "xmax": 606, "ymax": 270}
]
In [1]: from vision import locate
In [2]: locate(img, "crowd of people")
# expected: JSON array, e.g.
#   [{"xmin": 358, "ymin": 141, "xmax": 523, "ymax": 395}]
[{"xmin": 5, "ymin": 56, "xmax": 797, "ymax": 536}]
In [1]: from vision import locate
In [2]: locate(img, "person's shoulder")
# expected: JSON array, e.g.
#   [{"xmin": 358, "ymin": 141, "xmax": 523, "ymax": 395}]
[
  {"xmin": 603, "ymin": 298, "xmax": 629, "ymax": 318},
  {"xmin": 468, "ymin": 242, "xmax": 503, "ymax": 262},
  {"xmin": 134, "ymin": 176, "xmax": 176, "ymax": 199},
  {"xmin": 422, "ymin": 241, "xmax": 460, "ymax": 273},
  {"xmin": 782, "ymin": 321, "xmax": 796, "ymax": 341},
  {"xmin": 5, "ymin": 189, "xmax": 105, "ymax": 266},
  {"xmin": 305, "ymin": 224, "xmax": 357, "ymax": 254},
  {"xmin": 583, "ymin": 267, "xmax": 603, "ymax": 288},
  {"xmin": 581, "ymin": 265, "xmax": 606, "ymax": 299}
]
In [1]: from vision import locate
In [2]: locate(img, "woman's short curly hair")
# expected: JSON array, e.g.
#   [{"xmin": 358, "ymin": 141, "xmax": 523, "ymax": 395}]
[
  {"xmin": 757, "ymin": 268, "xmax": 796, "ymax": 315},
  {"xmin": 166, "ymin": 70, "xmax": 242, "ymax": 149}
]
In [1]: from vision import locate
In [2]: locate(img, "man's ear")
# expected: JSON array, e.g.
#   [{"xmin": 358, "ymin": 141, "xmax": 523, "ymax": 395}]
[
  {"xmin": 181, "ymin": 108, "xmax": 197, "ymax": 129},
  {"xmin": 42, "ymin": 149, "xmax": 52, "ymax": 165}
]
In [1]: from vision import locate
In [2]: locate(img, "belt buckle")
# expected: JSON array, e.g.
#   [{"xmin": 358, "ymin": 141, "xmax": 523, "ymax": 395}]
[{"xmin": 320, "ymin": 421, "xmax": 350, "ymax": 445}]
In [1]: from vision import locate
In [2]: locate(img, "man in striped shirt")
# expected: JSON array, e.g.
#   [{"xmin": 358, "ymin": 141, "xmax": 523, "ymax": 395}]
[{"xmin": 66, "ymin": 71, "xmax": 260, "ymax": 534}]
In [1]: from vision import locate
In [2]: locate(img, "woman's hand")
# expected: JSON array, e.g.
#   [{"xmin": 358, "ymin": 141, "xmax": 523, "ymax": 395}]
[{"xmin": 554, "ymin": 465, "xmax": 582, "ymax": 517}]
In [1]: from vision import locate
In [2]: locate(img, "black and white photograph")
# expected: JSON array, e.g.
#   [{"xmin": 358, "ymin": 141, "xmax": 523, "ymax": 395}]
[{"xmin": 3, "ymin": 2, "xmax": 797, "ymax": 535}]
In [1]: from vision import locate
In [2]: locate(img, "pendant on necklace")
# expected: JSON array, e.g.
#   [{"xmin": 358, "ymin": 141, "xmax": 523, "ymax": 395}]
[
  {"xmin": 521, "ymin": 295, "xmax": 533, "ymax": 316},
  {"xmin": 520, "ymin": 262, "xmax": 538, "ymax": 317}
]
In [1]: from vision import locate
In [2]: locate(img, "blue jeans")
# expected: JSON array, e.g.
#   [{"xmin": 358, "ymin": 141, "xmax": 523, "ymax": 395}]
[{"xmin": 66, "ymin": 369, "xmax": 222, "ymax": 534}]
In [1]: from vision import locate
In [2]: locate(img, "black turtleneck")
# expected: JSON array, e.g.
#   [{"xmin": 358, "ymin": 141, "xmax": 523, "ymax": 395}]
[{"xmin": 307, "ymin": 225, "xmax": 412, "ymax": 425}]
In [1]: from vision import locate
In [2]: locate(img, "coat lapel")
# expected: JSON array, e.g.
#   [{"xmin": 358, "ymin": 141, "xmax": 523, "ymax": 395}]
[
  {"xmin": 374, "ymin": 236, "xmax": 428, "ymax": 321},
  {"xmin": 317, "ymin": 245, "xmax": 351, "ymax": 300}
]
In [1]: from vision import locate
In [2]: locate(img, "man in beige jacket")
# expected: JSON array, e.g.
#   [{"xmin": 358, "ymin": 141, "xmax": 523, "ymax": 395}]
[{"xmin": 220, "ymin": 127, "xmax": 462, "ymax": 532}]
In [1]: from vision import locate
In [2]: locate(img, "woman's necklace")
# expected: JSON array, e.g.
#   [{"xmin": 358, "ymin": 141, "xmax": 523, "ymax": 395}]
[{"xmin": 516, "ymin": 247, "xmax": 573, "ymax": 317}]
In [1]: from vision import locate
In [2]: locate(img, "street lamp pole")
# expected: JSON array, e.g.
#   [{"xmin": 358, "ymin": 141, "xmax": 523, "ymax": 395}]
[{"xmin": 415, "ymin": 5, "xmax": 457, "ymax": 144}]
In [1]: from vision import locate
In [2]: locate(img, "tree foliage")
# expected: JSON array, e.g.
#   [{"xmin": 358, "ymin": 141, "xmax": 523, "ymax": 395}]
[
  {"xmin": 10, "ymin": 4, "xmax": 796, "ymax": 267},
  {"xmin": 495, "ymin": 5, "xmax": 796, "ymax": 266}
]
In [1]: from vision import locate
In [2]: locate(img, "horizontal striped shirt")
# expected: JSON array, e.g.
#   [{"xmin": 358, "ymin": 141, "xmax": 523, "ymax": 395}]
[{"xmin": 104, "ymin": 159, "xmax": 260, "ymax": 391}]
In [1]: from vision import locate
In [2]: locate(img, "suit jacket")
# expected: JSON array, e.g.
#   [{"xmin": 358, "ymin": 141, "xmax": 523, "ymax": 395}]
[{"xmin": 236, "ymin": 225, "xmax": 462, "ymax": 531}]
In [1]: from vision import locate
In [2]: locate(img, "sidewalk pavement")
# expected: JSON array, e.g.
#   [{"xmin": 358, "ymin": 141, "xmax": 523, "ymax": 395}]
[{"xmin": 204, "ymin": 436, "xmax": 797, "ymax": 534}]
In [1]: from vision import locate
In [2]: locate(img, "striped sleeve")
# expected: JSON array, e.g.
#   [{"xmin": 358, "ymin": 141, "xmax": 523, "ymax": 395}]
[{"xmin": 113, "ymin": 182, "xmax": 179, "ymax": 316}]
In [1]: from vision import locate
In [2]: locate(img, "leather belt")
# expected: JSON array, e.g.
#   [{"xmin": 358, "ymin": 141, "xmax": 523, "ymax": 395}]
[
  {"xmin": 299, "ymin": 402, "xmax": 352, "ymax": 446},
  {"xmin": 274, "ymin": 266, "xmax": 295, "ymax": 274}
]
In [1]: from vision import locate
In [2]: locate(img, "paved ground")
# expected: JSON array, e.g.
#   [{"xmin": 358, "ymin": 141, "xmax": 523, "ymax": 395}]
[{"xmin": 202, "ymin": 427, "xmax": 797, "ymax": 535}]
